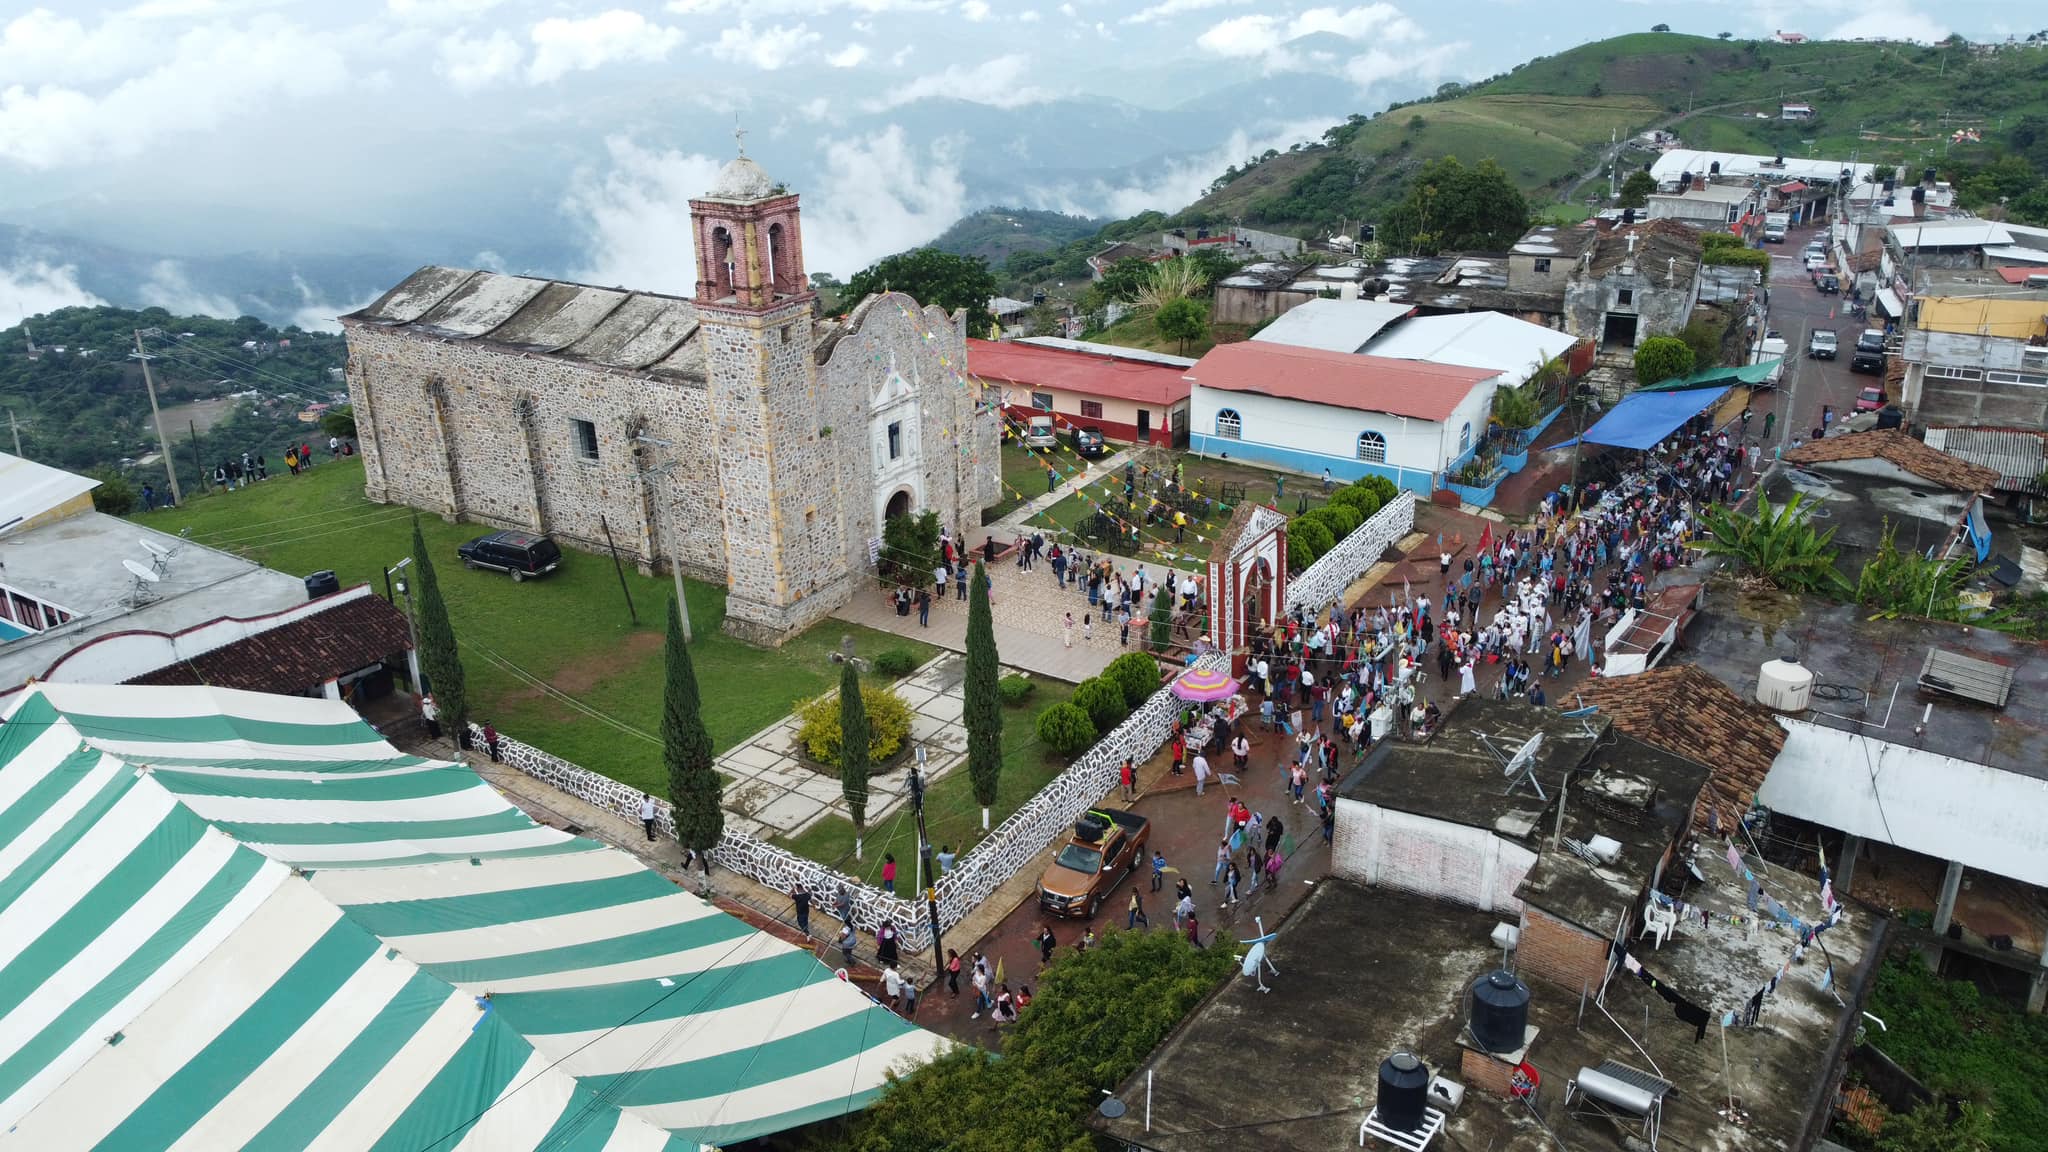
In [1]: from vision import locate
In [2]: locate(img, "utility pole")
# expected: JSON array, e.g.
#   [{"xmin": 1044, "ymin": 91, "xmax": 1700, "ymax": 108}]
[
  {"xmin": 908, "ymin": 753, "xmax": 945, "ymax": 978},
  {"xmin": 6, "ymin": 409, "xmax": 22, "ymax": 457},
  {"xmin": 131, "ymin": 330, "xmax": 181, "ymax": 505},
  {"xmin": 597, "ymin": 515, "xmax": 641, "ymax": 626}
]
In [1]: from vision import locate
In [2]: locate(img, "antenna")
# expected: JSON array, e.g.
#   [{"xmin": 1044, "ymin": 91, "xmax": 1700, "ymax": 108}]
[
  {"xmin": 1479, "ymin": 731, "xmax": 1547, "ymax": 800},
  {"xmin": 121, "ymin": 558, "xmax": 162, "ymax": 606},
  {"xmin": 138, "ymin": 536, "xmax": 176, "ymax": 575}
]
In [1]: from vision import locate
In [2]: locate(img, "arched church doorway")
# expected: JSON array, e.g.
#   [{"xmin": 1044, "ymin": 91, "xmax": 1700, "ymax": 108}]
[
  {"xmin": 1242, "ymin": 557, "xmax": 1273, "ymax": 634},
  {"xmin": 885, "ymin": 489, "xmax": 912, "ymax": 521}
]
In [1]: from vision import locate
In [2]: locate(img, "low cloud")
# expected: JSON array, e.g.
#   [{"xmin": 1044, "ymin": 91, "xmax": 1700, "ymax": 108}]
[
  {"xmin": 528, "ymin": 10, "xmax": 683, "ymax": 84},
  {"xmin": 959, "ymin": 0, "xmax": 992, "ymax": 20},
  {"xmin": 284, "ymin": 272, "xmax": 374, "ymax": 334},
  {"xmin": 566, "ymin": 126, "xmax": 968, "ymax": 292},
  {"xmin": 0, "ymin": 259, "xmax": 104, "ymax": 318},
  {"xmin": 1828, "ymin": 0, "xmax": 1947, "ymax": 42},
  {"xmin": 140, "ymin": 260, "xmax": 242, "ymax": 318},
  {"xmin": 827, "ymin": 43, "xmax": 869, "ymax": 67},
  {"xmin": 711, "ymin": 21, "xmax": 821, "ymax": 70},
  {"xmin": 1197, "ymin": 3, "xmax": 1421, "ymax": 58},
  {"xmin": 437, "ymin": 30, "xmax": 522, "ymax": 91},
  {"xmin": 1026, "ymin": 117, "xmax": 1336, "ymax": 218},
  {"xmin": 1125, "ymin": 0, "xmax": 1241, "ymax": 24},
  {"xmin": 864, "ymin": 54, "xmax": 1047, "ymax": 111}
]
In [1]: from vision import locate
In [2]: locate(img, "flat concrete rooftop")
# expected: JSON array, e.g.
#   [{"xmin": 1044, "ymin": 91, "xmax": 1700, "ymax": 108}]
[
  {"xmin": 1101, "ymin": 878, "xmax": 1881, "ymax": 1152},
  {"xmin": 1344, "ymin": 696, "xmax": 1604, "ymax": 835},
  {"xmin": 0, "ymin": 512, "xmax": 308, "ymax": 690}
]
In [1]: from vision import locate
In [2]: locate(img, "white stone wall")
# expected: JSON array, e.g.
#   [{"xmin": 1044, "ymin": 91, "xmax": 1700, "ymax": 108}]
[{"xmin": 1286, "ymin": 493, "xmax": 1416, "ymax": 613}]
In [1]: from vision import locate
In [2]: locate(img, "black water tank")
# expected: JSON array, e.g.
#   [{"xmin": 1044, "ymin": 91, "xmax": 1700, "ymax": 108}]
[
  {"xmin": 1710, "ymin": 160, "xmax": 1722, "ymax": 175},
  {"xmin": 1621, "ymin": 207, "xmax": 1636, "ymax": 224},
  {"xmin": 304, "ymin": 570, "xmax": 340, "ymax": 600},
  {"xmin": 1912, "ymin": 186, "xmax": 1927, "ymax": 204},
  {"xmin": 1469, "ymin": 970, "xmax": 1531, "ymax": 1053},
  {"xmin": 1924, "ymin": 167, "xmax": 1938, "ymax": 185},
  {"xmin": 1883, "ymin": 176, "xmax": 1896, "ymax": 192},
  {"xmin": 1377, "ymin": 1052, "xmax": 1430, "ymax": 1132},
  {"xmin": 1679, "ymin": 171, "xmax": 1693, "ymax": 191}
]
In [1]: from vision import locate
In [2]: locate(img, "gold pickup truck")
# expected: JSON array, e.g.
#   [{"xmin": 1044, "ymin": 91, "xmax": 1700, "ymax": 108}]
[{"xmin": 1038, "ymin": 808, "xmax": 1150, "ymax": 919}]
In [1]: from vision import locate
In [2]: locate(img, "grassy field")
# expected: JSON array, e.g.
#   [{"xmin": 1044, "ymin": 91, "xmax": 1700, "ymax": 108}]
[
  {"xmin": 983, "ymin": 441, "xmax": 1064, "ymax": 523},
  {"xmin": 776, "ymin": 680, "xmax": 1076, "ymax": 885},
  {"xmin": 1087, "ymin": 310, "xmax": 1249, "ymax": 358},
  {"xmin": 139, "ymin": 461, "xmax": 935, "ymax": 793}
]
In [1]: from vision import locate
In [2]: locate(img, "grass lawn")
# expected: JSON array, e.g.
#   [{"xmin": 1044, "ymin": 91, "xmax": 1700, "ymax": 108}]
[
  {"xmin": 139, "ymin": 460, "xmax": 936, "ymax": 794},
  {"xmin": 775, "ymin": 679, "xmax": 1076, "ymax": 884},
  {"xmin": 1088, "ymin": 311, "xmax": 1249, "ymax": 359},
  {"xmin": 983, "ymin": 441, "xmax": 1064, "ymax": 524}
]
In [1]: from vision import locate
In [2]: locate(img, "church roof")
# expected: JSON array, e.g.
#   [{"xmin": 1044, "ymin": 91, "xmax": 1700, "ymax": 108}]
[
  {"xmin": 343, "ymin": 266, "xmax": 711, "ymax": 380},
  {"xmin": 706, "ymin": 155, "xmax": 776, "ymax": 201}
]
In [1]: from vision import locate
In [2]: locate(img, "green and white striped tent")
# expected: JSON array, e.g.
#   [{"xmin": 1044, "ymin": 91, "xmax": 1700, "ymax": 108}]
[{"xmin": 0, "ymin": 684, "xmax": 946, "ymax": 1151}]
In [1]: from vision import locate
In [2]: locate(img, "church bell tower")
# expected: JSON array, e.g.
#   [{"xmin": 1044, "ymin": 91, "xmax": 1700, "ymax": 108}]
[{"xmin": 691, "ymin": 139, "xmax": 845, "ymax": 644}]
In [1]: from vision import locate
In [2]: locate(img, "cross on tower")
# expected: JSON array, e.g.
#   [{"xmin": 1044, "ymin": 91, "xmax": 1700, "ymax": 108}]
[{"xmin": 733, "ymin": 115, "xmax": 748, "ymax": 157}]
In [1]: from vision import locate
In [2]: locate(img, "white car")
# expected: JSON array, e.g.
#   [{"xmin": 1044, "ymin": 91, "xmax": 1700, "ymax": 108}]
[{"xmin": 1809, "ymin": 330, "xmax": 1838, "ymax": 359}]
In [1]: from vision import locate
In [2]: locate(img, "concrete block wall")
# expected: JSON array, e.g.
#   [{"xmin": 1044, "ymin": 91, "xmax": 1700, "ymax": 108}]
[{"xmin": 1517, "ymin": 905, "xmax": 1611, "ymax": 994}]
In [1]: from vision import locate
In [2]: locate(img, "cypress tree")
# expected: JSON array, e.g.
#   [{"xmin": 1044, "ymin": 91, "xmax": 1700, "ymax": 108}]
[
  {"xmin": 664, "ymin": 594, "xmax": 722, "ymax": 868},
  {"xmin": 839, "ymin": 659, "xmax": 871, "ymax": 859},
  {"xmin": 409, "ymin": 516, "xmax": 469, "ymax": 742},
  {"xmin": 964, "ymin": 561, "xmax": 1003, "ymax": 830},
  {"xmin": 1147, "ymin": 587, "xmax": 1174, "ymax": 652}
]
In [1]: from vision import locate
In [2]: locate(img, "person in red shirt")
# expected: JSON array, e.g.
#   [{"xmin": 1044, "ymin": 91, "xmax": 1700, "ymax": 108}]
[
  {"xmin": 1120, "ymin": 756, "xmax": 1136, "ymax": 800},
  {"xmin": 1170, "ymin": 734, "xmax": 1186, "ymax": 777}
]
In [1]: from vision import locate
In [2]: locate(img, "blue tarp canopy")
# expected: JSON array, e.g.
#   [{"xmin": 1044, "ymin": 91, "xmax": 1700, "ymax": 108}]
[{"xmin": 1560, "ymin": 385, "xmax": 1733, "ymax": 452}]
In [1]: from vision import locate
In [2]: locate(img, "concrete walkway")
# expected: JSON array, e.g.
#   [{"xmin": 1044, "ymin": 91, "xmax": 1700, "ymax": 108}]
[
  {"xmin": 990, "ymin": 448, "xmax": 1135, "ymax": 532},
  {"xmin": 833, "ymin": 556, "xmax": 1134, "ymax": 683}
]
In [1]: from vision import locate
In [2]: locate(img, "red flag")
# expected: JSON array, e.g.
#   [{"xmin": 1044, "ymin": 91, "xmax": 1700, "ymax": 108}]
[{"xmin": 1477, "ymin": 522, "xmax": 1494, "ymax": 557}]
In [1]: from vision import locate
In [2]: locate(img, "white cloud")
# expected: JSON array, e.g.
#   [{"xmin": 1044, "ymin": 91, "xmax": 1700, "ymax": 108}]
[
  {"xmin": 1057, "ymin": 2, "xmax": 1076, "ymax": 15},
  {"xmin": 1125, "ymin": 0, "xmax": 1240, "ymax": 25},
  {"xmin": 0, "ymin": 16, "xmax": 347, "ymax": 168},
  {"xmin": 799, "ymin": 95, "xmax": 833, "ymax": 120},
  {"xmin": 285, "ymin": 272, "xmax": 374, "ymax": 334},
  {"xmin": 960, "ymin": 0, "xmax": 992, "ymax": 20},
  {"xmin": 710, "ymin": 21, "xmax": 821, "ymax": 70},
  {"xmin": 664, "ymin": 0, "xmax": 733, "ymax": 12},
  {"xmin": 1017, "ymin": 8, "xmax": 1040, "ymax": 20},
  {"xmin": 386, "ymin": 0, "xmax": 507, "ymax": 21},
  {"xmin": 528, "ymin": 10, "xmax": 683, "ymax": 84},
  {"xmin": 1025, "ymin": 117, "xmax": 1334, "ymax": 218},
  {"xmin": 1829, "ymin": 1, "xmax": 1947, "ymax": 42},
  {"xmin": 437, "ymin": 29, "xmax": 522, "ymax": 91},
  {"xmin": 566, "ymin": 127, "xmax": 967, "ymax": 291},
  {"xmin": 1343, "ymin": 40, "xmax": 1462, "ymax": 88},
  {"xmin": 827, "ymin": 42, "xmax": 869, "ymax": 67},
  {"xmin": 888, "ymin": 44, "xmax": 915, "ymax": 66},
  {"xmin": 140, "ymin": 260, "xmax": 242, "ymax": 318},
  {"xmin": 865, "ymin": 54, "xmax": 1047, "ymax": 111},
  {"xmin": 1196, "ymin": 4, "xmax": 1421, "ymax": 57},
  {"xmin": 0, "ymin": 259, "xmax": 103, "ymax": 318}
]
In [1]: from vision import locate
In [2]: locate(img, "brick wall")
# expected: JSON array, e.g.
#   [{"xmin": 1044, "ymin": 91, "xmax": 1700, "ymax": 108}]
[{"xmin": 1517, "ymin": 905, "xmax": 1611, "ymax": 993}]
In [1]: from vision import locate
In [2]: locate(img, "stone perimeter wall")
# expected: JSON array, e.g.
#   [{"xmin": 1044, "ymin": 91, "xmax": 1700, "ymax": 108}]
[
  {"xmin": 1285, "ymin": 493, "xmax": 1416, "ymax": 614},
  {"xmin": 470, "ymin": 651, "xmax": 1220, "ymax": 953}
]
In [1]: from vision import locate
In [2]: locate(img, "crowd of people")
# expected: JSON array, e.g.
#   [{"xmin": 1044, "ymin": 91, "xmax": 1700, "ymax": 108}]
[{"xmin": 138, "ymin": 435, "xmax": 360, "ymax": 512}]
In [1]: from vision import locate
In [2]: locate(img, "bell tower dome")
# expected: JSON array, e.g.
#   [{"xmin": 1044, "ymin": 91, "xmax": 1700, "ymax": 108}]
[{"xmin": 689, "ymin": 140, "xmax": 811, "ymax": 310}]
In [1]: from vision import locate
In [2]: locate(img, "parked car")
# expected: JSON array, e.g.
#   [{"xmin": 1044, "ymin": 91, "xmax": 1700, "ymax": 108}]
[
  {"xmin": 457, "ymin": 531, "xmax": 563, "ymax": 582},
  {"xmin": 1854, "ymin": 385, "xmax": 1888, "ymax": 412},
  {"xmin": 1023, "ymin": 414, "xmax": 1057, "ymax": 448},
  {"xmin": 1851, "ymin": 329, "xmax": 1887, "ymax": 375},
  {"xmin": 1808, "ymin": 330, "xmax": 1838, "ymax": 359},
  {"xmin": 1038, "ymin": 808, "xmax": 1149, "ymax": 918},
  {"xmin": 1069, "ymin": 426, "xmax": 1108, "ymax": 458},
  {"xmin": 1818, "ymin": 274, "xmax": 1840, "ymax": 294}
]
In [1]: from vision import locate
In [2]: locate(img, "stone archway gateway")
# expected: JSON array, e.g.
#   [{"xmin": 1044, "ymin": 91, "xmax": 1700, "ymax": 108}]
[
  {"xmin": 884, "ymin": 488, "xmax": 912, "ymax": 520},
  {"xmin": 1207, "ymin": 503, "xmax": 1287, "ymax": 676}
]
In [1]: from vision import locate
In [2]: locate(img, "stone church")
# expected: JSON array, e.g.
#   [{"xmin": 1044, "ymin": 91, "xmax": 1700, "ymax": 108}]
[{"xmin": 341, "ymin": 153, "xmax": 1000, "ymax": 644}]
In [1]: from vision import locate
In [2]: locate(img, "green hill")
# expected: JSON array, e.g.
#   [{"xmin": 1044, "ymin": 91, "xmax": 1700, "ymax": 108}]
[
  {"xmin": 928, "ymin": 207, "xmax": 1105, "ymax": 267},
  {"xmin": 1184, "ymin": 32, "xmax": 2048, "ymax": 235}
]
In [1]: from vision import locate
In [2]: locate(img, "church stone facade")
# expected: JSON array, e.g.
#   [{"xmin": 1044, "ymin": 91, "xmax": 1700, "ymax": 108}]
[{"xmin": 341, "ymin": 155, "xmax": 999, "ymax": 644}]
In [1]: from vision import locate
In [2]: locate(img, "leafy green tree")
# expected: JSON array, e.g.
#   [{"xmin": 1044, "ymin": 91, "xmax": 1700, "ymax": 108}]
[
  {"xmin": 964, "ymin": 563, "xmax": 1003, "ymax": 829},
  {"xmin": 1380, "ymin": 157, "xmax": 1530, "ymax": 255},
  {"xmin": 1093, "ymin": 257, "xmax": 1154, "ymax": 305},
  {"xmin": 838, "ymin": 659, "xmax": 871, "ymax": 859},
  {"xmin": 1154, "ymin": 297, "xmax": 1209, "ymax": 355},
  {"xmin": 1633, "ymin": 335, "xmax": 1695, "ymax": 386},
  {"xmin": 1679, "ymin": 318, "xmax": 1729, "ymax": 371},
  {"xmin": 845, "ymin": 248, "xmax": 1001, "ymax": 336},
  {"xmin": 409, "ymin": 515, "xmax": 469, "ymax": 740},
  {"xmin": 881, "ymin": 509, "xmax": 941, "ymax": 587},
  {"xmin": 1877, "ymin": 1099, "xmax": 1993, "ymax": 1152},
  {"xmin": 663, "ymin": 594, "xmax": 722, "ymax": 867},
  {"xmin": 1492, "ymin": 379, "xmax": 1540, "ymax": 431},
  {"xmin": 1034, "ymin": 701, "xmax": 1097, "ymax": 757},
  {"xmin": 1183, "ymin": 245, "xmax": 1243, "ymax": 293},
  {"xmin": 1618, "ymin": 169, "xmax": 1658, "ymax": 208},
  {"xmin": 1695, "ymin": 495, "xmax": 1848, "ymax": 595},
  {"xmin": 1072, "ymin": 676, "xmax": 1128, "ymax": 733},
  {"xmin": 1146, "ymin": 587, "xmax": 1175, "ymax": 652},
  {"xmin": 319, "ymin": 404, "xmax": 357, "ymax": 441},
  {"xmin": 1856, "ymin": 522, "xmax": 1974, "ymax": 621},
  {"xmin": 1106, "ymin": 651, "xmax": 1163, "ymax": 708},
  {"xmin": 89, "ymin": 468, "xmax": 137, "ymax": 515}
]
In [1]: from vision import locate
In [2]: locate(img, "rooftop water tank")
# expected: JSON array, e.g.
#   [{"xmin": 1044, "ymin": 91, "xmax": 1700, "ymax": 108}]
[
  {"xmin": 1377, "ymin": 1052, "xmax": 1430, "ymax": 1132},
  {"xmin": 304, "ymin": 570, "xmax": 340, "ymax": 601},
  {"xmin": 1340, "ymin": 281, "xmax": 1361, "ymax": 301},
  {"xmin": 1757, "ymin": 658, "xmax": 1814, "ymax": 712},
  {"xmin": 1469, "ymin": 970, "xmax": 1531, "ymax": 1054}
]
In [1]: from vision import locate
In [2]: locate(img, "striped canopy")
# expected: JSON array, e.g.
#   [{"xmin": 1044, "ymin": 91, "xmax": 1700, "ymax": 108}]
[
  {"xmin": 1169, "ymin": 666, "xmax": 1239, "ymax": 702},
  {"xmin": 0, "ymin": 684, "xmax": 945, "ymax": 1151}
]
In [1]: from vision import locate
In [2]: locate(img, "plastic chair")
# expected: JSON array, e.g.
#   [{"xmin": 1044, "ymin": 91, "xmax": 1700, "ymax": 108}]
[{"xmin": 1639, "ymin": 904, "xmax": 1677, "ymax": 949}]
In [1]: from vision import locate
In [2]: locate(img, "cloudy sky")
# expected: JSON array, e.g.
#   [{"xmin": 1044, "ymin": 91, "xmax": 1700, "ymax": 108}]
[{"xmin": 0, "ymin": 0, "xmax": 2016, "ymax": 324}]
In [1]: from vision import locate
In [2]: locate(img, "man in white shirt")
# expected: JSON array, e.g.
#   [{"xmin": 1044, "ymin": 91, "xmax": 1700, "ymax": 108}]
[
  {"xmin": 882, "ymin": 965, "xmax": 904, "ymax": 1012},
  {"xmin": 639, "ymin": 793, "xmax": 657, "ymax": 842},
  {"xmin": 1192, "ymin": 752, "xmax": 1212, "ymax": 795}
]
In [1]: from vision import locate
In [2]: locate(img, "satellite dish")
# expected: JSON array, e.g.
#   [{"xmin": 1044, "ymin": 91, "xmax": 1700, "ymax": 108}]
[
  {"xmin": 138, "ymin": 538, "xmax": 171, "ymax": 558},
  {"xmin": 1501, "ymin": 732, "xmax": 1543, "ymax": 778},
  {"xmin": 122, "ymin": 559, "xmax": 161, "ymax": 583}
]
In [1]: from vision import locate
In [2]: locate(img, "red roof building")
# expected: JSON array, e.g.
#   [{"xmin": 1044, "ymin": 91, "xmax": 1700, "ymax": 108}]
[
  {"xmin": 969, "ymin": 338, "xmax": 1192, "ymax": 446},
  {"xmin": 1183, "ymin": 340, "xmax": 1496, "ymax": 422}
]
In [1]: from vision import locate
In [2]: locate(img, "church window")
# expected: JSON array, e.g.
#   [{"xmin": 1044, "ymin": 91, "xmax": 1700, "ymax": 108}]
[
  {"xmin": 1532, "ymin": 258, "xmax": 1551, "ymax": 273},
  {"xmin": 1080, "ymin": 400, "xmax": 1104, "ymax": 419},
  {"xmin": 571, "ymin": 419, "xmax": 599, "ymax": 462},
  {"xmin": 1616, "ymin": 288, "xmax": 1634, "ymax": 307},
  {"xmin": 1031, "ymin": 392, "xmax": 1054, "ymax": 411},
  {"xmin": 887, "ymin": 421, "xmax": 903, "ymax": 461},
  {"xmin": 1356, "ymin": 430, "xmax": 1387, "ymax": 463},
  {"xmin": 1215, "ymin": 408, "xmax": 1242, "ymax": 440}
]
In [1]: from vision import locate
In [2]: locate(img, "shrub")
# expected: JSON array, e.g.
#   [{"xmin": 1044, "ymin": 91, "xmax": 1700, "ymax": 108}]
[
  {"xmin": 1312, "ymin": 502, "xmax": 1360, "ymax": 539},
  {"xmin": 1633, "ymin": 335, "xmax": 1695, "ymax": 387},
  {"xmin": 1072, "ymin": 676, "xmax": 1129, "ymax": 733},
  {"xmin": 90, "ymin": 469, "xmax": 137, "ymax": 516},
  {"xmin": 872, "ymin": 647, "xmax": 921, "ymax": 678},
  {"xmin": 1288, "ymin": 531, "xmax": 1319, "ymax": 572},
  {"xmin": 795, "ymin": 681, "xmax": 913, "ymax": 769},
  {"xmin": 1331, "ymin": 485, "xmax": 1382, "ymax": 520},
  {"xmin": 1356, "ymin": 475, "xmax": 1399, "ymax": 506},
  {"xmin": 1106, "ymin": 651, "xmax": 1163, "ymax": 708},
  {"xmin": 998, "ymin": 673, "xmax": 1037, "ymax": 704},
  {"xmin": 1034, "ymin": 701, "xmax": 1097, "ymax": 757},
  {"xmin": 1288, "ymin": 515, "xmax": 1335, "ymax": 568}
]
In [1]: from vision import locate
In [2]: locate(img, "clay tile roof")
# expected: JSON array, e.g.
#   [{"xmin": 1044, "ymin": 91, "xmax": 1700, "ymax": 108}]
[
  {"xmin": 126, "ymin": 594, "xmax": 414, "ymax": 692},
  {"xmin": 1580, "ymin": 665, "xmax": 1787, "ymax": 830},
  {"xmin": 1784, "ymin": 429, "xmax": 2000, "ymax": 492}
]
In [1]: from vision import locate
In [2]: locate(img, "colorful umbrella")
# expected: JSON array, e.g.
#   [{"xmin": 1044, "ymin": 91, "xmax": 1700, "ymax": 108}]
[{"xmin": 1171, "ymin": 666, "xmax": 1240, "ymax": 702}]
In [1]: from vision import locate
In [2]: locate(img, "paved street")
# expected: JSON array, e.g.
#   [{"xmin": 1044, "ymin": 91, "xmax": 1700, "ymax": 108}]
[{"xmin": 1760, "ymin": 218, "xmax": 1877, "ymax": 449}]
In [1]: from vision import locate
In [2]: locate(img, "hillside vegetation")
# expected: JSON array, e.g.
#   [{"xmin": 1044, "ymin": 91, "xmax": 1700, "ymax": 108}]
[
  {"xmin": 928, "ymin": 207, "xmax": 1105, "ymax": 268},
  {"xmin": 1184, "ymin": 32, "xmax": 2048, "ymax": 238}
]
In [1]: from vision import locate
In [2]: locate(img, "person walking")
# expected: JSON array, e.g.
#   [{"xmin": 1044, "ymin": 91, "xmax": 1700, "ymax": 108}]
[
  {"xmin": 1120, "ymin": 756, "xmax": 1136, "ymax": 802},
  {"xmin": 882, "ymin": 965, "xmax": 903, "ymax": 1013},
  {"xmin": 971, "ymin": 963, "xmax": 991, "ymax": 1019},
  {"xmin": 834, "ymin": 884, "xmax": 853, "ymax": 925},
  {"xmin": 901, "ymin": 976, "xmax": 920, "ymax": 1018},
  {"xmin": 881, "ymin": 854, "xmax": 898, "ymax": 896},
  {"xmin": 876, "ymin": 920, "xmax": 900, "ymax": 968},
  {"xmin": 1037, "ymin": 924, "xmax": 1057, "ymax": 966},
  {"xmin": 916, "ymin": 588, "xmax": 931, "ymax": 627},
  {"xmin": 639, "ymin": 793, "xmax": 657, "ymax": 841},
  {"xmin": 482, "ymin": 721, "xmax": 500, "ymax": 762},
  {"xmin": 1127, "ymin": 889, "xmax": 1149, "ymax": 929},
  {"xmin": 1185, "ymin": 911, "xmax": 1204, "ymax": 949},
  {"xmin": 1224, "ymin": 861, "xmax": 1242, "ymax": 906},
  {"xmin": 792, "ymin": 881, "xmax": 812, "ymax": 937},
  {"xmin": 1150, "ymin": 848, "xmax": 1167, "ymax": 892},
  {"xmin": 1212, "ymin": 838, "xmax": 1229, "ymax": 885},
  {"xmin": 1192, "ymin": 751, "xmax": 1211, "ymax": 795},
  {"xmin": 420, "ymin": 694, "xmax": 441, "ymax": 739},
  {"xmin": 1174, "ymin": 890, "xmax": 1195, "ymax": 931},
  {"xmin": 142, "ymin": 483, "xmax": 157, "ymax": 512},
  {"xmin": 956, "ymin": 563, "xmax": 969, "ymax": 600},
  {"xmin": 946, "ymin": 948, "xmax": 963, "ymax": 997},
  {"xmin": 1062, "ymin": 611, "xmax": 1074, "ymax": 648},
  {"xmin": 837, "ymin": 923, "xmax": 857, "ymax": 968}
]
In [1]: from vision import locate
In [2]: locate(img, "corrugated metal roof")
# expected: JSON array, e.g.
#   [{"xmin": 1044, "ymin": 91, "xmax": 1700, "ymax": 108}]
[
  {"xmin": 1248, "ymin": 298, "xmax": 1414, "ymax": 354},
  {"xmin": 1889, "ymin": 221, "xmax": 2014, "ymax": 249},
  {"xmin": 1924, "ymin": 427, "xmax": 2048, "ymax": 494},
  {"xmin": 1184, "ymin": 340, "xmax": 1496, "ymax": 422},
  {"xmin": 1360, "ymin": 311, "xmax": 1577, "ymax": 382},
  {"xmin": 968, "ymin": 338, "xmax": 1191, "ymax": 404},
  {"xmin": 0, "ymin": 451, "xmax": 99, "ymax": 532}
]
